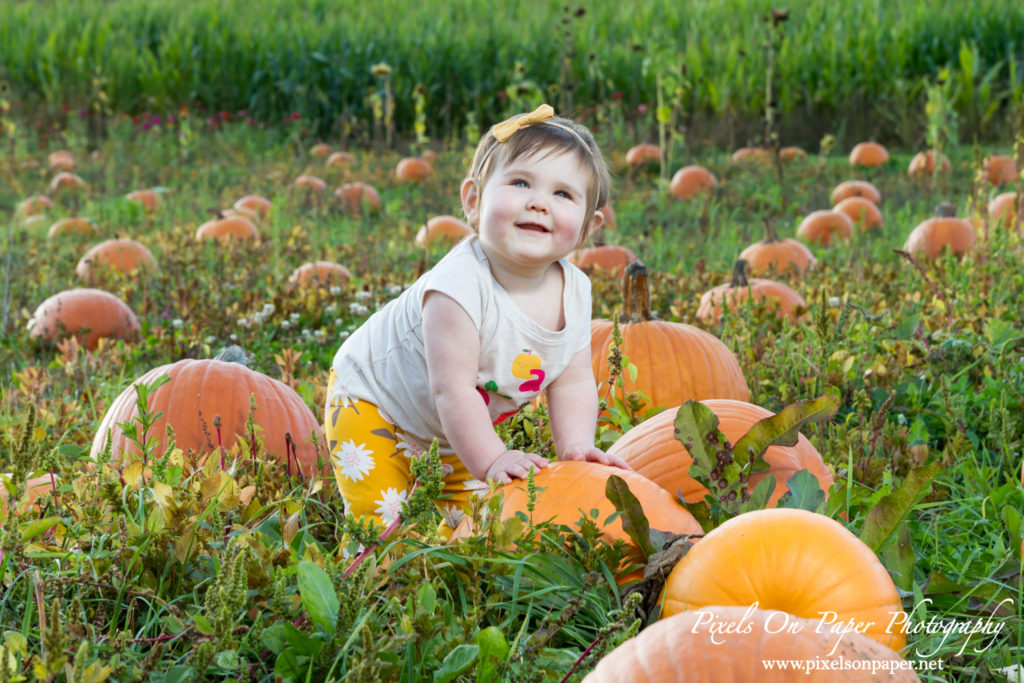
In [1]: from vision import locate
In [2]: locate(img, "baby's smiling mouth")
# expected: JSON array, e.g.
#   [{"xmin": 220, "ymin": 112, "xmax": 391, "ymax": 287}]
[{"xmin": 516, "ymin": 222, "xmax": 550, "ymax": 233}]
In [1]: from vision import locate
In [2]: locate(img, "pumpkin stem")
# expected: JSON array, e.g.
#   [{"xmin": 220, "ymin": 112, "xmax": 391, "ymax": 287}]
[
  {"xmin": 207, "ymin": 207, "xmax": 226, "ymax": 220},
  {"xmin": 761, "ymin": 218, "xmax": 780, "ymax": 243},
  {"xmin": 618, "ymin": 261, "xmax": 653, "ymax": 324},
  {"xmin": 214, "ymin": 345, "xmax": 250, "ymax": 365},
  {"xmin": 936, "ymin": 201, "xmax": 956, "ymax": 218},
  {"xmin": 730, "ymin": 259, "xmax": 750, "ymax": 288}
]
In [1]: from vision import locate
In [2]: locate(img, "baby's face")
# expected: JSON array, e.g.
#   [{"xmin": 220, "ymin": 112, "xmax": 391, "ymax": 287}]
[{"xmin": 467, "ymin": 148, "xmax": 595, "ymax": 274}]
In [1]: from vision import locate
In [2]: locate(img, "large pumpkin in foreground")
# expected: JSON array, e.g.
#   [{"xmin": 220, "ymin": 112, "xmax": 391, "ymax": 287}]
[
  {"xmin": 89, "ymin": 359, "xmax": 328, "ymax": 477},
  {"xmin": 28, "ymin": 288, "xmax": 140, "ymax": 350},
  {"xmin": 583, "ymin": 606, "xmax": 918, "ymax": 682},
  {"xmin": 591, "ymin": 262, "xmax": 749, "ymax": 415},
  {"xmin": 450, "ymin": 461, "xmax": 703, "ymax": 583},
  {"xmin": 660, "ymin": 508, "xmax": 906, "ymax": 651},
  {"xmin": 608, "ymin": 399, "xmax": 833, "ymax": 507}
]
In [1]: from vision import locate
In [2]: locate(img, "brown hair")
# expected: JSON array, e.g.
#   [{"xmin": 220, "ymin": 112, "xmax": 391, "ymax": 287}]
[{"xmin": 464, "ymin": 114, "xmax": 611, "ymax": 243}]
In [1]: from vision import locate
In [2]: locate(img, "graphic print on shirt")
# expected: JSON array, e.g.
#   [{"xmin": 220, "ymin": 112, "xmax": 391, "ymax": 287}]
[{"xmin": 512, "ymin": 349, "xmax": 545, "ymax": 392}]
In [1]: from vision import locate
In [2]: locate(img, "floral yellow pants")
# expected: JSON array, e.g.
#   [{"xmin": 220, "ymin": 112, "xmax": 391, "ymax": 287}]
[{"xmin": 324, "ymin": 371, "xmax": 485, "ymax": 537}]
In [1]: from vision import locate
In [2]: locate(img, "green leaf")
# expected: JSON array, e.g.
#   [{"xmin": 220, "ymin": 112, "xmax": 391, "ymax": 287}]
[
  {"xmin": 433, "ymin": 644, "xmax": 479, "ymax": 683},
  {"xmin": 475, "ymin": 626, "xmax": 509, "ymax": 683},
  {"xmin": 261, "ymin": 623, "xmax": 286, "ymax": 654},
  {"xmin": 739, "ymin": 475, "xmax": 776, "ymax": 513},
  {"xmin": 732, "ymin": 395, "xmax": 839, "ymax": 467},
  {"xmin": 20, "ymin": 516, "xmax": 60, "ymax": 542},
  {"xmin": 859, "ymin": 462, "xmax": 941, "ymax": 552},
  {"xmin": 297, "ymin": 560, "xmax": 339, "ymax": 635},
  {"xmin": 672, "ymin": 400, "xmax": 729, "ymax": 485},
  {"xmin": 605, "ymin": 475, "xmax": 656, "ymax": 558},
  {"xmin": 776, "ymin": 470, "xmax": 825, "ymax": 512},
  {"xmin": 417, "ymin": 582, "xmax": 436, "ymax": 615},
  {"xmin": 984, "ymin": 318, "xmax": 1023, "ymax": 351},
  {"xmin": 880, "ymin": 522, "xmax": 915, "ymax": 591}
]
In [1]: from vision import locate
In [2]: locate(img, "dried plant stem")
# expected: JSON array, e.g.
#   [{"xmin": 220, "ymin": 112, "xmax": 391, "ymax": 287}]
[{"xmin": 893, "ymin": 249, "xmax": 953, "ymax": 329}]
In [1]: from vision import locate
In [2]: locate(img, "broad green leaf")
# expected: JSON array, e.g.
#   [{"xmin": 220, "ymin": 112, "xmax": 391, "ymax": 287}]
[
  {"xmin": 20, "ymin": 516, "xmax": 60, "ymax": 542},
  {"xmin": 475, "ymin": 626, "xmax": 509, "ymax": 683},
  {"xmin": 433, "ymin": 644, "xmax": 479, "ymax": 683},
  {"xmin": 672, "ymin": 400, "xmax": 729, "ymax": 484},
  {"xmin": 739, "ymin": 475, "xmax": 776, "ymax": 513},
  {"xmin": 776, "ymin": 470, "xmax": 825, "ymax": 512},
  {"xmin": 417, "ymin": 582, "xmax": 436, "ymax": 615},
  {"xmin": 605, "ymin": 475, "xmax": 655, "ymax": 558},
  {"xmin": 732, "ymin": 395, "xmax": 839, "ymax": 467},
  {"xmin": 261, "ymin": 623, "xmax": 286, "ymax": 654},
  {"xmin": 880, "ymin": 522, "xmax": 915, "ymax": 591},
  {"xmin": 297, "ymin": 560, "xmax": 339, "ymax": 635},
  {"xmin": 860, "ymin": 462, "xmax": 941, "ymax": 552}
]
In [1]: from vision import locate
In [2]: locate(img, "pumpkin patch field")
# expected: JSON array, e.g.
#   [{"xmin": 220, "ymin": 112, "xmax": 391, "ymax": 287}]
[{"xmin": 2, "ymin": 1, "xmax": 1024, "ymax": 681}]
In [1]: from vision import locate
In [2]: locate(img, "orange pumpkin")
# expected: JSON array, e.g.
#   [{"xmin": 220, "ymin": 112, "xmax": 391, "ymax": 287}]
[
  {"xmin": 796, "ymin": 210, "xmax": 853, "ymax": 246},
  {"xmin": 89, "ymin": 359, "xmax": 328, "ymax": 477},
  {"xmin": 125, "ymin": 189, "xmax": 161, "ymax": 213},
  {"xmin": 47, "ymin": 150, "xmax": 75, "ymax": 171},
  {"xmin": 335, "ymin": 182, "xmax": 382, "ymax": 214},
  {"xmin": 848, "ymin": 141, "xmax": 889, "ymax": 167},
  {"xmin": 0, "ymin": 474, "xmax": 56, "ymax": 517},
  {"xmin": 395, "ymin": 157, "xmax": 433, "ymax": 183},
  {"xmin": 47, "ymin": 217, "xmax": 97, "ymax": 239},
  {"xmin": 326, "ymin": 151, "xmax": 355, "ymax": 168},
  {"xmin": 195, "ymin": 212, "xmax": 260, "ymax": 242},
  {"xmin": 738, "ymin": 219, "xmax": 816, "ymax": 277},
  {"xmin": 903, "ymin": 203, "xmax": 975, "ymax": 257},
  {"xmin": 415, "ymin": 215, "xmax": 473, "ymax": 247},
  {"xmin": 625, "ymin": 144, "xmax": 661, "ymax": 170},
  {"xmin": 696, "ymin": 260, "xmax": 807, "ymax": 324},
  {"xmin": 17, "ymin": 195, "xmax": 54, "ymax": 217},
  {"xmin": 731, "ymin": 147, "xmax": 770, "ymax": 163},
  {"xmin": 591, "ymin": 262, "xmax": 749, "ymax": 415},
  {"xmin": 233, "ymin": 194, "xmax": 272, "ymax": 219},
  {"xmin": 449, "ymin": 460, "xmax": 703, "ymax": 583},
  {"xmin": 908, "ymin": 150, "xmax": 950, "ymax": 176},
  {"xmin": 76, "ymin": 239, "xmax": 157, "ymax": 282},
  {"xmin": 569, "ymin": 244, "xmax": 638, "ymax": 277},
  {"xmin": 981, "ymin": 155, "xmax": 1017, "ymax": 186},
  {"xmin": 830, "ymin": 179, "xmax": 881, "ymax": 205},
  {"xmin": 288, "ymin": 261, "xmax": 353, "ymax": 289},
  {"xmin": 669, "ymin": 165, "xmax": 718, "ymax": 200},
  {"xmin": 607, "ymin": 398, "xmax": 833, "ymax": 507},
  {"xmin": 48, "ymin": 171, "xmax": 87, "ymax": 193},
  {"xmin": 583, "ymin": 606, "xmax": 917, "ymax": 682},
  {"xmin": 293, "ymin": 175, "xmax": 328, "ymax": 193},
  {"xmin": 833, "ymin": 196, "xmax": 883, "ymax": 230},
  {"xmin": 309, "ymin": 143, "xmax": 332, "ymax": 158},
  {"xmin": 28, "ymin": 288, "xmax": 140, "ymax": 350},
  {"xmin": 778, "ymin": 146, "xmax": 807, "ymax": 162},
  {"xmin": 988, "ymin": 191, "xmax": 1022, "ymax": 226},
  {"xmin": 659, "ymin": 508, "xmax": 907, "ymax": 651}
]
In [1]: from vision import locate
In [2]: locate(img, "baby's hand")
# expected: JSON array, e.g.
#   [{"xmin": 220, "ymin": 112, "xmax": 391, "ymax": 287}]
[
  {"xmin": 559, "ymin": 444, "xmax": 633, "ymax": 471},
  {"xmin": 484, "ymin": 449, "xmax": 549, "ymax": 485}
]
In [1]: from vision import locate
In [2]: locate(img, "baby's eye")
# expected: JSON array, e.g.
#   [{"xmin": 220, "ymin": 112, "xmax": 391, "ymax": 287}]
[
  {"xmin": 555, "ymin": 189, "xmax": 572, "ymax": 199},
  {"xmin": 511, "ymin": 178, "xmax": 528, "ymax": 187}
]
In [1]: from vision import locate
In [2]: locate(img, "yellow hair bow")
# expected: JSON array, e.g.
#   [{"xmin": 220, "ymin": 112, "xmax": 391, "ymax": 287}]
[{"xmin": 490, "ymin": 104, "xmax": 555, "ymax": 142}]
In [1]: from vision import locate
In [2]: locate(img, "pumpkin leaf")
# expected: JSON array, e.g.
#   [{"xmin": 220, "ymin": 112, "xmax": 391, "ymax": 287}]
[
  {"xmin": 732, "ymin": 395, "xmax": 839, "ymax": 468},
  {"xmin": 604, "ymin": 475, "xmax": 656, "ymax": 558},
  {"xmin": 475, "ymin": 626, "xmax": 509, "ymax": 683},
  {"xmin": 859, "ymin": 462, "xmax": 941, "ymax": 552},
  {"xmin": 776, "ymin": 469, "xmax": 825, "ymax": 512}
]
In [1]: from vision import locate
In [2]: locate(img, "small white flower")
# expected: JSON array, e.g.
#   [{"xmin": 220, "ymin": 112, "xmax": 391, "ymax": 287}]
[
  {"xmin": 171, "ymin": 318, "xmax": 183, "ymax": 328},
  {"xmin": 329, "ymin": 286, "xmax": 343, "ymax": 296},
  {"xmin": 349, "ymin": 302, "xmax": 369, "ymax": 316},
  {"xmin": 262, "ymin": 303, "xmax": 275, "ymax": 316},
  {"xmin": 301, "ymin": 328, "xmax": 311, "ymax": 337},
  {"xmin": 280, "ymin": 320, "xmax": 291, "ymax": 330},
  {"xmin": 229, "ymin": 333, "xmax": 238, "ymax": 341},
  {"xmin": 388, "ymin": 284, "xmax": 403, "ymax": 296},
  {"xmin": 395, "ymin": 435, "xmax": 425, "ymax": 459},
  {"xmin": 828, "ymin": 297, "xmax": 842, "ymax": 308},
  {"xmin": 205, "ymin": 335, "xmax": 216, "ymax": 344},
  {"xmin": 251, "ymin": 312, "xmax": 264, "ymax": 324},
  {"xmin": 355, "ymin": 290, "xmax": 373, "ymax": 302},
  {"xmin": 333, "ymin": 440, "xmax": 375, "ymax": 481},
  {"xmin": 290, "ymin": 312, "xmax": 301, "ymax": 323},
  {"xmin": 313, "ymin": 329, "xmax": 326, "ymax": 340},
  {"xmin": 339, "ymin": 330, "xmax": 350, "ymax": 341},
  {"xmin": 324, "ymin": 303, "xmax": 337, "ymax": 315},
  {"xmin": 237, "ymin": 317, "xmax": 249, "ymax": 328},
  {"xmin": 374, "ymin": 487, "xmax": 408, "ymax": 524}
]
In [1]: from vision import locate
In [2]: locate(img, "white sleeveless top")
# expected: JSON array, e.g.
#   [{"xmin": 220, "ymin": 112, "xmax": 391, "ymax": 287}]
[{"xmin": 330, "ymin": 236, "xmax": 592, "ymax": 454}]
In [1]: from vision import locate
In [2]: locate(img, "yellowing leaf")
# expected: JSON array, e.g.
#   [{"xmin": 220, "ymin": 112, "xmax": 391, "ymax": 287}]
[
  {"xmin": 200, "ymin": 472, "xmax": 223, "ymax": 501},
  {"xmin": 122, "ymin": 461, "xmax": 145, "ymax": 487},
  {"xmin": 283, "ymin": 510, "xmax": 301, "ymax": 545}
]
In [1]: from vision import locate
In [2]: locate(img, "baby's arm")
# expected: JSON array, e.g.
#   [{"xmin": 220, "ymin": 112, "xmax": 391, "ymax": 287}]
[
  {"xmin": 545, "ymin": 348, "xmax": 631, "ymax": 470},
  {"xmin": 422, "ymin": 291, "xmax": 548, "ymax": 484}
]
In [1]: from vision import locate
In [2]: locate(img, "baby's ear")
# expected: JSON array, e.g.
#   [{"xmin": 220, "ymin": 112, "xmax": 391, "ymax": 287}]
[
  {"xmin": 460, "ymin": 178, "xmax": 480, "ymax": 225},
  {"xmin": 590, "ymin": 209, "xmax": 605, "ymax": 232}
]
